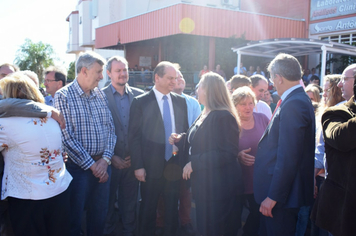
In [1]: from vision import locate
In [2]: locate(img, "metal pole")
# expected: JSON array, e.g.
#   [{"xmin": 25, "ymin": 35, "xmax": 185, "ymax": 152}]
[
  {"xmin": 237, "ymin": 50, "xmax": 241, "ymax": 75},
  {"xmin": 320, "ymin": 45, "xmax": 327, "ymax": 87}
]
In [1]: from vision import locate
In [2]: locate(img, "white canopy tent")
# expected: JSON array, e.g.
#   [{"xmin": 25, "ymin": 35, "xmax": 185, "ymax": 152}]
[{"xmin": 232, "ymin": 38, "xmax": 356, "ymax": 85}]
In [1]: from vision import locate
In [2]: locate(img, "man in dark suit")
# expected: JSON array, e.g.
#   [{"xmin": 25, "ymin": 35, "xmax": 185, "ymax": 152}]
[
  {"xmin": 103, "ymin": 56, "xmax": 144, "ymax": 236},
  {"xmin": 311, "ymin": 64, "xmax": 356, "ymax": 236},
  {"xmin": 253, "ymin": 53, "xmax": 315, "ymax": 236},
  {"xmin": 129, "ymin": 61, "xmax": 189, "ymax": 236}
]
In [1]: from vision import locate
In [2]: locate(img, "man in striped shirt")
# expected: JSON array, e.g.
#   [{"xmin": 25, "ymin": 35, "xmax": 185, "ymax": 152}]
[{"xmin": 54, "ymin": 51, "xmax": 116, "ymax": 236}]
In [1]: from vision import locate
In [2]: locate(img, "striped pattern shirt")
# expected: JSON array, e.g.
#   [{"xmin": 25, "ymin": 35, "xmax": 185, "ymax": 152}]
[{"xmin": 54, "ymin": 79, "xmax": 116, "ymax": 170}]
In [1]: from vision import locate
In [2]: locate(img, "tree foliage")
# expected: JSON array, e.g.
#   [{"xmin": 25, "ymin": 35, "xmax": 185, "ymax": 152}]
[
  {"xmin": 14, "ymin": 38, "xmax": 55, "ymax": 84},
  {"xmin": 67, "ymin": 61, "xmax": 76, "ymax": 82}
]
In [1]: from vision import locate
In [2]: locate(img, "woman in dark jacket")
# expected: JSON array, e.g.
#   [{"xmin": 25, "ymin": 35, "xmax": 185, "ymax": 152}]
[{"xmin": 170, "ymin": 72, "xmax": 243, "ymax": 236}]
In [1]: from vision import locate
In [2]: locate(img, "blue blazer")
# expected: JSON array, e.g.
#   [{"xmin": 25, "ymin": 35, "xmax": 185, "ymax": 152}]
[{"xmin": 253, "ymin": 87, "xmax": 315, "ymax": 208}]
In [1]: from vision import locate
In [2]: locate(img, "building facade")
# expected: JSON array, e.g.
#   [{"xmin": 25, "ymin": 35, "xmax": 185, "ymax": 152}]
[{"xmin": 66, "ymin": 0, "xmax": 356, "ymax": 86}]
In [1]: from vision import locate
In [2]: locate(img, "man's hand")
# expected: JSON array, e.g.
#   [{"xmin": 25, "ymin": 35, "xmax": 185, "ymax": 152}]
[
  {"xmin": 94, "ymin": 158, "xmax": 109, "ymax": 179},
  {"xmin": 89, "ymin": 158, "xmax": 108, "ymax": 180},
  {"xmin": 169, "ymin": 133, "xmax": 182, "ymax": 145},
  {"xmin": 237, "ymin": 148, "xmax": 255, "ymax": 166},
  {"xmin": 112, "ymin": 155, "xmax": 131, "ymax": 170},
  {"xmin": 135, "ymin": 168, "xmax": 146, "ymax": 182},
  {"xmin": 124, "ymin": 156, "xmax": 131, "ymax": 167},
  {"xmin": 98, "ymin": 172, "xmax": 109, "ymax": 183},
  {"xmin": 51, "ymin": 109, "xmax": 65, "ymax": 129},
  {"xmin": 89, "ymin": 162, "xmax": 98, "ymax": 176},
  {"xmin": 260, "ymin": 197, "xmax": 277, "ymax": 218},
  {"xmin": 182, "ymin": 161, "xmax": 193, "ymax": 180}
]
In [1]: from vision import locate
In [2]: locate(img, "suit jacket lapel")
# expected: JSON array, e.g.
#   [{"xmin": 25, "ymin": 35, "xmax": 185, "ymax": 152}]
[
  {"xmin": 259, "ymin": 87, "xmax": 305, "ymax": 141},
  {"xmin": 105, "ymin": 86, "xmax": 123, "ymax": 127},
  {"xmin": 127, "ymin": 85, "xmax": 135, "ymax": 105},
  {"xmin": 148, "ymin": 90, "xmax": 164, "ymax": 128}
]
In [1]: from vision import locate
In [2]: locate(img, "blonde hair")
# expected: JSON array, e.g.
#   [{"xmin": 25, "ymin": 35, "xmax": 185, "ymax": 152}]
[
  {"xmin": 232, "ymin": 86, "xmax": 257, "ymax": 107},
  {"xmin": 323, "ymin": 74, "xmax": 344, "ymax": 107},
  {"xmin": 0, "ymin": 72, "xmax": 44, "ymax": 103},
  {"xmin": 199, "ymin": 72, "xmax": 240, "ymax": 125},
  {"xmin": 305, "ymin": 84, "xmax": 321, "ymax": 103}
]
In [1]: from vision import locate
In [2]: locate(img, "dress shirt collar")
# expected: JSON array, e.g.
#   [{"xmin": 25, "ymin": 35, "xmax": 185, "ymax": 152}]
[
  {"xmin": 281, "ymin": 84, "xmax": 302, "ymax": 101},
  {"xmin": 73, "ymin": 78, "xmax": 97, "ymax": 98},
  {"xmin": 152, "ymin": 86, "xmax": 172, "ymax": 101},
  {"xmin": 110, "ymin": 84, "xmax": 128, "ymax": 96}
]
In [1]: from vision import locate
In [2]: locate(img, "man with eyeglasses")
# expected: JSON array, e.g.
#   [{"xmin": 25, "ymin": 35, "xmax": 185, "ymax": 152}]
[
  {"xmin": 311, "ymin": 66, "xmax": 356, "ymax": 235},
  {"xmin": 44, "ymin": 66, "xmax": 67, "ymax": 106},
  {"xmin": 337, "ymin": 64, "xmax": 356, "ymax": 101}
]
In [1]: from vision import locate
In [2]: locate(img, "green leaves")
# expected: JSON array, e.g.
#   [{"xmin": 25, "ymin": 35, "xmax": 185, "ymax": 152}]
[
  {"xmin": 67, "ymin": 61, "xmax": 75, "ymax": 82},
  {"xmin": 14, "ymin": 38, "xmax": 56, "ymax": 84}
]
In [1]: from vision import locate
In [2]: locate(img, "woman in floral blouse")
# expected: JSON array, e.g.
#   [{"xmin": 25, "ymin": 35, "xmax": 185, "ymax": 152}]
[{"xmin": 0, "ymin": 73, "xmax": 72, "ymax": 236}]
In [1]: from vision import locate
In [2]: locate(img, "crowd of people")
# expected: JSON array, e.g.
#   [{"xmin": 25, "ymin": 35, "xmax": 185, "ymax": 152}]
[{"xmin": 0, "ymin": 52, "xmax": 355, "ymax": 236}]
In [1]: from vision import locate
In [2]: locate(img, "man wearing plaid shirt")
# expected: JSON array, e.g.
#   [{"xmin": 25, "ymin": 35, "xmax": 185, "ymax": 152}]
[{"xmin": 54, "ymin": 51, "xmax": 116, "ymax": 236}]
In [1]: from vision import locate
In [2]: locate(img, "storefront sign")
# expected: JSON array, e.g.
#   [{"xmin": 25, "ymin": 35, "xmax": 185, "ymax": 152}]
[
  {"xmin": 310, "ymin": 0, "xmax": 356, "ymax": 21},
  {"xmin": 139, "ymin": 56, "xmax": 152, "ymax": 67},
  {"xmin": 310, "ymin": 16, "xmax": 356, "ymax": 34}
]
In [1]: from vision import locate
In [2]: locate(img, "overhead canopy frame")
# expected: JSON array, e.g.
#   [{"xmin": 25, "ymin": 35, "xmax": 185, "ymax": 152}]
[{"xmin": 232, "ymin": 38, "xmax": 356, "ymax": 85}]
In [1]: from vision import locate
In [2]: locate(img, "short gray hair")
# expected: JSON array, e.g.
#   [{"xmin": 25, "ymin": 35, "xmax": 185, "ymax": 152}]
[
  {"xmin": 267, "ymin": 53, "xmax": 302, "ymax": 81},
  {"xmin": 76, "ymin": 51, "xmax": 106, "ymax": 74},
  {"xmin": 232, "ymin": 86, "xmax": 257, "ymax": 107},
  {"xmin": 106, "ymin": 56, "xmax": 128, "ymax": 72}
]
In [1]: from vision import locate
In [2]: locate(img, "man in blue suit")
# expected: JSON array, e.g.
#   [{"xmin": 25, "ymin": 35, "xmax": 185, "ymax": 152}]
[{"xmin": 253, "ymin": 53, "xmax": 315, "ymax": 236}]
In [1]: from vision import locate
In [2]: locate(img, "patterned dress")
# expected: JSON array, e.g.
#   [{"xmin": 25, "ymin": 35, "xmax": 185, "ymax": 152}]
[{"xmin": 0, "ymin": 117, "xmax": 72, "ymax": 200}]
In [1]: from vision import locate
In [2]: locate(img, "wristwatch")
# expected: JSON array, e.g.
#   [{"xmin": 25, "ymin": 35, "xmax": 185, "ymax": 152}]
[{"xmin": 102, "ymin": 156, "xmax": 111, "ymax": 165}]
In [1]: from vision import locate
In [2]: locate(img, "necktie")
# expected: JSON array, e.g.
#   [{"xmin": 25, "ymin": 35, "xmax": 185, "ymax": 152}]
[
  {"xmin": 269, "ymin": 99, "xmax": 282, "ymax": 123},
  {"xmin": 163, "ymin": 95, "xmax": 172, "ymax": 161}
]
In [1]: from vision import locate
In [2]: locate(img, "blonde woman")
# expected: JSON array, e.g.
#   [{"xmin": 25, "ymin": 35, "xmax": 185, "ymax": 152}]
[
  {"xmin": 0, "ymin": 73, "xmax": 72, "ymax": 236},
  {"xmin": 305, "ymin": 84, "xmax": 321, "ymax": 103},
  {"xmin": 232, "ymin": 86, "xmax": 269, "ymax": 236},
  {"xmin": 170, "ymin": 72, "xmax": 243, "ymax": 236}
]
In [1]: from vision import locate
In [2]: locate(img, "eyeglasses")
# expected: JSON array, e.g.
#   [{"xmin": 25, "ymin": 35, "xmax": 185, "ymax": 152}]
[
  {"xmin": 340, "ymin": 76, "xmax": 355, "ymax": 82},
  {"xmin": 44, "ymin": 79, "xmax": 58, "ymax": 83}
]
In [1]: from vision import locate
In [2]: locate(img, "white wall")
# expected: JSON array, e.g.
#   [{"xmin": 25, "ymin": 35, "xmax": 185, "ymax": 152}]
[
  {"xmin": 78, "ymin": 1, "xmax": 94, "ymax": 47},
  {"xmin": 95, "ymin": 49, "xmax": 125, "ymax": 88}
]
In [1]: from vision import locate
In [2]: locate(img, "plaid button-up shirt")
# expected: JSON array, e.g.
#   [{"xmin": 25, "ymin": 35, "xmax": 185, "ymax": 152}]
[{"xmin": 54, "ymin": 79, "xmax": 116, "ymax": 170}]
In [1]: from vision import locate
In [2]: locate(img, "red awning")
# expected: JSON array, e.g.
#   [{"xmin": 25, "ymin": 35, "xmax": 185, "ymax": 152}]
[{"xmin": 95, "ymin": 4, "xmax": 305, "ymax": 48}]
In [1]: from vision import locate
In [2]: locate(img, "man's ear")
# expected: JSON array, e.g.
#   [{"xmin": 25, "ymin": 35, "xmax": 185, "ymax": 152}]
[
  {"xmin": 80, "ymin": 67, "xmax": 87, "ymax": 76},
  {"xmin": 275, "ymin": 74, "xmax": 283, "ymax": 85},
  {"xmin": 154, "ymin": 74, "xmax": 159, "ymax": 84}
]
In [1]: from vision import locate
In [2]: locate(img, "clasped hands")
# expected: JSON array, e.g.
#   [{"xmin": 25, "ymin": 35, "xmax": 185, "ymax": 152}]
[
  {"xmin": 112, "ymin": 155, "xmax": 131, "ymax": 170},
  {"xmin": 90, "ymin": 158, "xmax": 109, "ymax": 183}
]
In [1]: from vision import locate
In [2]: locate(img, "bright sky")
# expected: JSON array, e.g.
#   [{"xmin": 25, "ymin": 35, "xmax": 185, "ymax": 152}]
[{"xmin": 0, "ymin": 0, "xmax": 77, "ymax": 70}]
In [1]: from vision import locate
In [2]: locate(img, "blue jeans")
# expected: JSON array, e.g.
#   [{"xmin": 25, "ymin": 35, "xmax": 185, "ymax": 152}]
[
  {"xmin": 295, "ymin": 205, "xmax": 311, "ymax": 236},
  {"xmin": 66, "ymin": 159, "xmax": 111, "ymax": 236}
]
